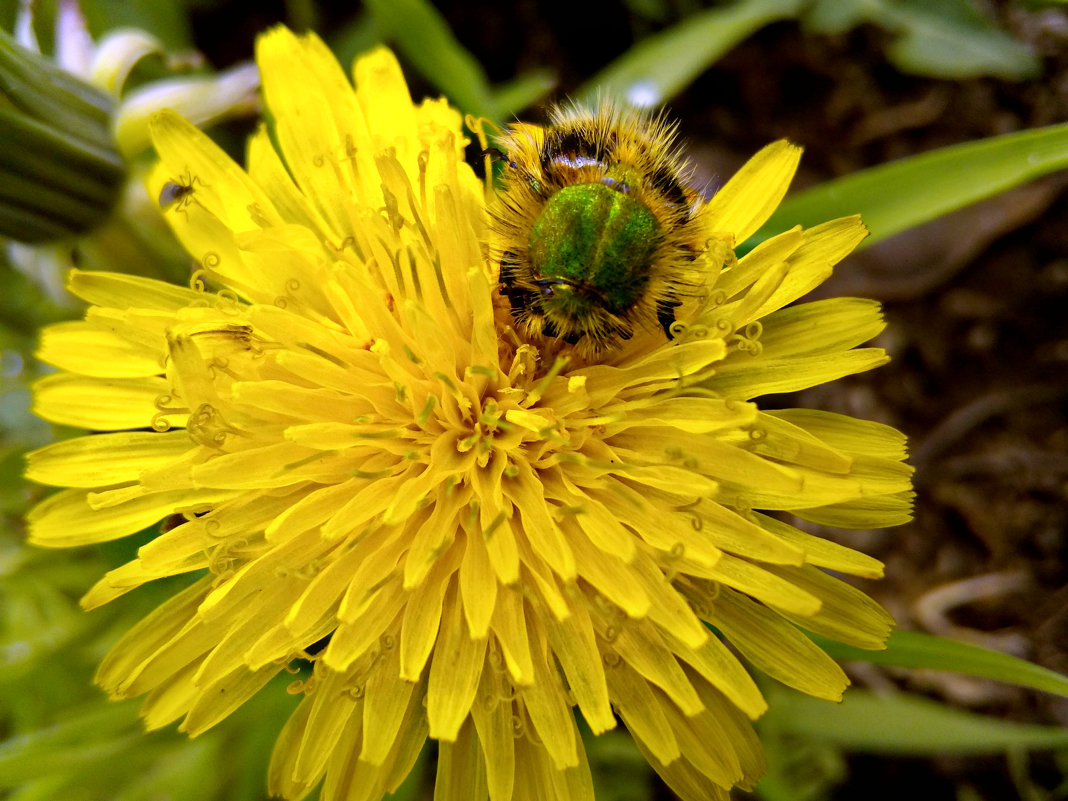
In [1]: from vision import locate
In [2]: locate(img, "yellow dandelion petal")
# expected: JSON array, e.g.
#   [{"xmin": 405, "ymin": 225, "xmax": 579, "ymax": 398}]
[
  {"xmin": 610, "ymin": 617, "xmax": 703, "ymax": 715},
  {"xmin": 664, "ymin": 629, "xmax": 767, "ymax": 720},
  {"xmin": 268, "ymin": 682, "xmax": 335, "ymax": 796},
  {"xmin": 702, "ymin": 140, "xmax": 802, "ymax": 243},
  {"xmin": 27, "ymin": 25, "xmax": 915, "ymax": 801},
  {"xmin": 711, "ymin": 226, "xmax": 803, "ymax": 310},
  {"xmin": 435, "ymin": 720, "xmax": 490, "ymax": 801},
  {"xmin": 608, "ymin": 659, "xmax": 683, "ymax": 765},
  {"xmin": 544, "ymin": 606, "xmax": 615, "ymax": 733},
  {"xmin": 38, "ymin": 320, "xmax": 163, "ymax": 377},
  {"xmin": 33, "ymin": 373, "xmax": 174, "ymax": 430},
  {"xmin": 66, "ymin": 268, "xmax": 204, "ymax": 309},
  {"xmin": 711, "ymin": 346, "xmax": 890, "ymax": 400},
  {"xmin": 471, "ymin": 663, "xmax": 517, "ymax": 799},
  {"xmin": 182, "ymin": 663, "xmax": 279, "ymax": 736},
  {"xmin": 749, "ymin": 215, "xmax": 870, "ymax": 320},
  {"xmin": 398, "ymin": 552, "xmax": 457, "ymax": 680},
  {"xmin": 361, "ymin": 643, "xmax": 419, "ymax": 765},
  {"xmin": 325, "ymin": 598, "xmax": 404, "ymax": 673},
  {"xmin": 91, "ymin": 576, "xmax": 208, "ymax": 690},
  {"xmin": 752, "ymin": 510, "xmax": 886, "ymax": 578},
  {"xmin": 28, "ymin": 486, "xmax": 231, "ymax": 547},
  {"xmin": 523, "ymin": 628, "xmax": 581, "ymax": 769},
  {"xmin": 26, "ymin": 430, "xmax": 190, "ymax": 487},
  {"xmin": 459, "ymin": 523, "xmax": 498, "ymax": 638},
  {"xmin": 428, "ymin": 586, "xmax": 488, "ymax": 740},
  {"xmin": 490, "ymin": 585, "xmax": 536, "ymax": 685},
  {"xmin": 766, "ymin": 563, "xmax": 895, "ymax": 649},
  {"xmin": 256, "ymin": 31, "xmax": 366, "ymax": 233},
  {"xmin": 706, "ymin": 552, "xmax": 822, "ymax": 616},
  {"xmin": 712, "ymin": 587, "xmax": 849, "ymax": 701}
]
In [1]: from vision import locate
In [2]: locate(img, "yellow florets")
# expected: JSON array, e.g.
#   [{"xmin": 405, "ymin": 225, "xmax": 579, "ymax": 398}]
[{"xmin": 25, "ymin": 26, "xmax": 912, "ymax": 801}]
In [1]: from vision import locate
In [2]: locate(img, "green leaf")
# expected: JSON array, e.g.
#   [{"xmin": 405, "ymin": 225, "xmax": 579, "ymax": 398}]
[
  {"xmin": 364, "ymin": 0, "xmax": 500, "ymax": 121},
  {"xmin": 0, "ymin": 702, "xmax": 141, "ymax": 784},
  {"xmin": 805, "ymin": 0, "xmax": 1040, "ymax": 80},
  {"xmin": 768, "ymin": 688, "xmax": 1068, "ymax": 754},
  {"xmin": 110, "ymin": 739, "xmax": 218, "ymax": 801},
  {"xmin": 492, "ymin": 69, "xmax": 557, "ymax": 118},
  {"xmin": 328, "ymin": 11, "xmax": 382, "ymax": 76},
  {"xmin": 815, "ymin": 629, "xmax": 1068, "ymax": 699},
  {"xmin": 80, "ymin": 0, "xmax": 193, "ymax": 51},
  {"xmin": 576, "ymin": 0, "xmax": 805, "ymax": 108},
  {"xmin": 752, "ymin": 122, "xmax": 1068, "ymax": 250}
]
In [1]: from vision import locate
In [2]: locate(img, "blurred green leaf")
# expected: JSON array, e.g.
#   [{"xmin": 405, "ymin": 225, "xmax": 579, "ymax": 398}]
[
  {"xmin": 577, "ymin": 0, "xmax": 805, "ymax": 108},
  {"xmin": 364, "ymin": 0, "xmax": 499, "ymax": 120},
  {"xmin": 327, "ymin": 10, "xmax": 381, "ymax": 76},
  {"xmin": 492, "ymin": 69, "xmax": 557, "ymax": 119},
  {"xmin": 622, "ymin": 0, "xmax": 674, "ymax": 24},
  {"xmin": 0, "ymin": 3, "xmax": 14, "ymax": 33},
  {"xmin": 0, "ymin": 447, "xmax": 34, "ymax": 514},
  {"xmin": 817, "ymin": 629, "xmax": 1068, "ymax": 699},
  {"xmin": 385, "ymin": 742, "xmax": 429, "ymax": 801},
  {"xmin": 752, "ymin": 121, "xmax": 1068, "ymax": 250},
  {"xmin": 584, "ymin": 726, "xmax": 652, "ymax": 801},
  {"xmin": 212, "ymin": 675, "xmax": 300, "ymax": 801},
  {"xmin": 806, "ymin": 0, "xmax": 1040, "ymax": 80},
  {"xmin": 0, "ymin": 701, "xmax": 141, "ymax": 784},
  {"xmin": 283, "ymin": 0, "xmax": 319, "ymax": 34},
  {"xmin": 0, "ymin": 665, "xmax": 298, "ymax": 800},
  {"xmin": 81, "ymin": 0, "xmax": 193, "ymax": 51},
  {"xmin": 756, "ymin": 733, "xmax": 844, "ymax": 801},
  {"xmin": 0, "ymin": 259, "xmax": 72, "ymax": 332},
  {"xmin": 769, "ymin": 688, "xmax": 1068, "ymax": 754}
]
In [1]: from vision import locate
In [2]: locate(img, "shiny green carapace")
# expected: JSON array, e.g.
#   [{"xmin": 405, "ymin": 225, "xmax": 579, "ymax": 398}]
[{"xmin": 527, "ymin": 182, "xmax": 661, "ymax": 317}]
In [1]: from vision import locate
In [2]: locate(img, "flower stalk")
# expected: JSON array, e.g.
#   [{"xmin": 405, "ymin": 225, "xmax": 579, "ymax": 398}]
[{"xmin": 0, "ymin": 28, "xmax": 123, "ymax": 242}]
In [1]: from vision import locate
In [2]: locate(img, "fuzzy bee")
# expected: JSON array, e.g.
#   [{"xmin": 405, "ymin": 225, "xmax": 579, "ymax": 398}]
[{"xmin": 490, "ymin": 101, "xmax": 705, "ymax": 358}]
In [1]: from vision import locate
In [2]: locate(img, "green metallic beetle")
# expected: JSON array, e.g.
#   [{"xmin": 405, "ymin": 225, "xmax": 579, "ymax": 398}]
[{"xmin": 491, "ymin": 101, "xmax": 705, "ymax": 358}]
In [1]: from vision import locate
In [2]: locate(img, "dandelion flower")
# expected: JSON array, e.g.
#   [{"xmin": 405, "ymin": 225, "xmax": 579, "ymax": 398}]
[{"xmin": 26, "ymin": 27, "xmax": 913, "ymax": 801}]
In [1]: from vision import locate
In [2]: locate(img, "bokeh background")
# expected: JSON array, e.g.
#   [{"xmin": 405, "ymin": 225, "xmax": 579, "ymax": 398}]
[{"xmin": 2, "ymin": 1, "xmax": 1066, "ymax": 800}]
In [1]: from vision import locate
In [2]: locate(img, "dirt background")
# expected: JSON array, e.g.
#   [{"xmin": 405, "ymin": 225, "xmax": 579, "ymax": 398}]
[{"xmin": 188, "ymin": 2, "xmax": 1068, "ymax": 798}]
